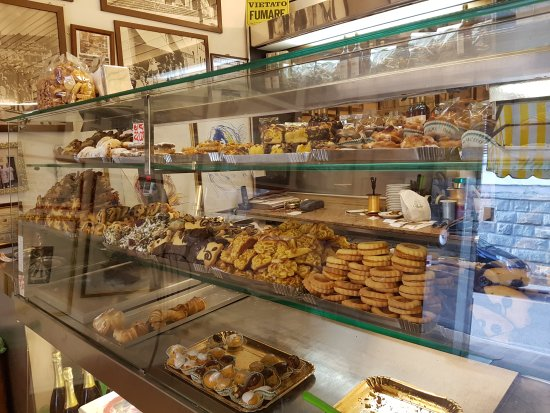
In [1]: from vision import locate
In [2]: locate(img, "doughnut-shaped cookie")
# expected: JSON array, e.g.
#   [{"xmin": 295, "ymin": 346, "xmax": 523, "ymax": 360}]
[
  {"xmin": 361, "ymin": 248, "xmax": 390, "ymax": 256},
  {"xmin": 336, "ymin": 248, "xmax": 360, "ymax": 256},
  {"xmin": 365, "ymin": 277, "xmax": 399, "ymax": 291},
  {"xmin": 392, "ymin": 263, "xmax": 426, "ymax": 274},
  {"xmin": 323, "ymin": 266, "xmax": 348, "ymax": 276},
  {"xmin": 348, "ymin": 262, "xmax": 369, "ymax": 272},
  {"xmin": 326, "ymin": 256, "xmax": 347, "ymax": 266},
  {"xmin": 394, "ymin": 249, "xmax": 427, "ymax": 261},
  {"xmin": 371, "ymin": 306, "xmax": 400, "ymax": 318},
  {"xmin": 322, "ymin": 270, "xmax": 348, "ymax": 281},
  {"xmin": 388, "ymin": 305, "xmax": 423, "ymax": 315},
  {"xmin": 342, "ymin": 298, "xmax": 370, "ymax": 311},
  {"xmin": 402, "ymin": 271, "xmax": 435, "ymax": 282},
  {"xmin": 360, "ymin": 296, "xmax": 388, "ymax": 307},
  {"xmin": 391, "ymin": 255, "xmax": 426, "ymax": 268},
  {"xmin": 395, "ymin": 243, "xmax": 427, "ymax": 258},
  {"xmin": 399, "ymin": 284, "xmax": 433, "ymax": 296},
  {"xmin": 372, "ymin": 276, "xmax": 401, "ymax": 283},
  {"xmin": 336, "ymin": 254, "xmax": 363, "ymax": 262},
  {"xmin": 388, "ymin": 295, "xmax": 422, "ymax": 310},
  {"xmin": 400, "ymin": 311, "xmax": 436, "ymax": 324},
  {"xmin": 321, "ymin": 293, "xmax": 349, "ymax": 302},
  {"xmin": 371, "ymin": 267, "xmax": 401, "ymax": 278},
  {"xmin": 358, "ymin": 241, "xmax": 388, "ymax": 250},
  {"xmin": 360, "ymin": 287, "xmax": 394, "ymax": 300}
]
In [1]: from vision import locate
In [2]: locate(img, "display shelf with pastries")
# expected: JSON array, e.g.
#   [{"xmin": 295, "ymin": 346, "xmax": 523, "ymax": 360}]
[{"xmin": 7, "ymin": 1, "xmax": 550, "ymax": 412}]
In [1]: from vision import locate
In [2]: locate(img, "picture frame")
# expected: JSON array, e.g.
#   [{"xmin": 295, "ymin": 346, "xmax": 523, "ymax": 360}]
[
  {"xmin": 70, "ymin": 24, "xmax": 116, "ymax": 68},
  {"xmin": 210, "ymin": 53, "xmax": 248, "ymax": 71},
  {"xmin": 114, "ymin": 21, "xmax": 210, "ymax": 89},
  {"xmin": 0, "ymin": 142, "xmax": 28, "ymax": 195},
  {"xmin": 102, "ymin": 0, "xmax": 222, "ymax": 33},
  {"xmin": 0, "ymin": 0, "xmax": 66, "ymax": 107},
  {"xmin": 0, "ymin": 202, "xmax": 21, "ymax": 248}
]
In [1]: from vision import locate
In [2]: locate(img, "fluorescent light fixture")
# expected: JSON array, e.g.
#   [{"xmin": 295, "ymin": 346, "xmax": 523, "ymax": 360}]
[{"xmin": 261, "ymin": 0, "xmax": 469, "ymax": 51}]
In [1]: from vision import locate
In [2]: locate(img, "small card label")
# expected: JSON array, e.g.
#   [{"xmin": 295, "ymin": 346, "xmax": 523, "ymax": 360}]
[{"xmin": 132, "ymin": 122, "xmax": 145, "ymax": 143}]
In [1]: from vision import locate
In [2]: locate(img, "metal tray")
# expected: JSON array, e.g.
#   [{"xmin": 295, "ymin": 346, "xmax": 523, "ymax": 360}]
[
  {"xmin": 311, "ymin": 148, "xmax": 459, "ymax": 162},
  {"xmin": 77, "ymin": 157, "xmax": 112, "ymax": 164},
  {"xmin": 334, "ymin": 376, "xmax": 462, "ymax": 412},
  {"xmin": 223, "ymin": 153, "xmax": 310, "ymax": 164},
  {"xmin": 301, "ymin": 293, "xmax": 436, "ymax": 334},
  {"xmin": 54, "ymin": 153, "xmax": 78, "ymax": 163},
  {"xmin": 90, "ymin": 284, "xmax": 245, "ymax": 347},
  {"xmin": 165, "ymin": 331, "xmax": 314, "ymax": 411},
  {"xmin": 153, "ymin": 153, "xmax": 222, "ymax": 164},
  {"xmin": 112, "ymin": 156, "xmax": 145, "ymax": 164},
  {"xmin": 210, "ymin": 267, "xmax": 303, "ymax": 299}
]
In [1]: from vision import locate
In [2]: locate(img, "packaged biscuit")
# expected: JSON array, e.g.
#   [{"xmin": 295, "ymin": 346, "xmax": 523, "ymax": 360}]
[{"xmin": 36, "ymin": 53, "xmax": 96, "ymax": 109}]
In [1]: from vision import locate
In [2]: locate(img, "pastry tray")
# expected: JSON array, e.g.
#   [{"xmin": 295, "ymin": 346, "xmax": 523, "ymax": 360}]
[
  {"xmin": 222, "ymin": 153, "xmax": 310, "ymax": 164},
  {"xmin": 311, "ymin": 148, "xmax": 459, "ymax": 162},
  {"xmin": 301, "ymin": 293, "xmax": 437, "ymax": 335},
  {"xmin": 91, "ymin": 284, "xmax": 245, "ymax": 347},
  {"xmin": 334, "ymin": 376, "xmax": 462, "ymax": 412},
  {"xmin": 112, "ymin": 156, "xmax": 145, "ymax": 164},
  {"xmin": 153, "ymin": 153, "xmax": 222, "ymax": 164},
  {"xmin": 54, "ymin": 153, "xmax": 78, "ymax": 163},
  {"xmin": 165, "ymin": 331, "xmax": 315, "ymax": 411},
  {"xmin": 30, "ymin": 262, "xmax": 201, "ymax": 323}
]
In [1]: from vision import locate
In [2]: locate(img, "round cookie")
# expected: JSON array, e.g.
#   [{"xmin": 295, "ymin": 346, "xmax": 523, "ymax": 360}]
[
  {"xmin": 388, "ymin": 295, "xmax": 422, "ymax": 310},
  {"xmin": 395, "ymin": 243, "xmax": 427, "ymax": 258},
  {"xmin": 371, "ymin": 306, "xmax": 400, "ymax": 318},
  {"xmin": 357, "ymin": 241, "xmax": 388, "ymax": 251},
  {"xmin": 371, "ymin": 266, "xmax": 401, "ymax": 278},
  {"xmin": 392, "ymin": 263, "xmax": 426, "ymax": 274},
  {"xmin": 342, "ymin": 298, "xmax": 370, "ymax": 311},
  {"xmin": 391, "ymin": 255, "xmax": 426, "ymax": 268},
  {"xmin": 402, "ymin": 271, "xmax": 435, "ymax": 282},
  {"xmin": 360, "ymin": 287, "xmax": 394, "ymax": 300}
]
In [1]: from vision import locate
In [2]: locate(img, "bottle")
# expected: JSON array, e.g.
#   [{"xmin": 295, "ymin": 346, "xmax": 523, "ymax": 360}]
[
  {"xmin": 62, "ymin": 367, "xmax": 79, "ymax": 413},
  {"xmin": 50, "ymin": 351, "xmax": 65, "ymax": 413},
  {"xmin": 414, "ymin": 97, "xmax": 430, "ymax": 124},
  {"xmin": 338, "ymin": 41, "xmax": 350, "ymax": 80},
  {"xmin": 349, "ymin": 36, "xmax": 363, "ymax": 78},
  {"xmin": 405, "ymin": 98, "xmax": 416, "ymax": 120},
  {"xmin": 80, "ymin": 369, "xmax": 101, "ymax": 405}
]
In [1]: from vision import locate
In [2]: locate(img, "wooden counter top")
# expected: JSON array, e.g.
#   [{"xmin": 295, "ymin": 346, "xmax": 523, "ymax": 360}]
[{"xmin": 239, "ymin": 193, "xmax": 466, "ymax": 245}]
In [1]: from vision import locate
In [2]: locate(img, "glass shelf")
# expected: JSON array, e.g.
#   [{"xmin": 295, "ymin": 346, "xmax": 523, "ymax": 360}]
[
  {"xmin": 27, "ymin": 160, "xmax": 483, "ymax": 172},
  {"xmin": 6, "ymin": 0, "xmax": 548, "ymax": 125}
]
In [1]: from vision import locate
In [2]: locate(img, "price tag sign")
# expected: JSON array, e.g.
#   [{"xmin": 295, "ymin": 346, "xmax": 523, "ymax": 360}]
[{"xmin": 132, "ymin": 122, "xmax": 145, "ymax": 143}]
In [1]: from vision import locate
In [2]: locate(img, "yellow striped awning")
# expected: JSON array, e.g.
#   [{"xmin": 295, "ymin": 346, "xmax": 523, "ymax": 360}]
[{"xmin": 488, "ymin": 100, "xmax": 549, "ymax": 179}]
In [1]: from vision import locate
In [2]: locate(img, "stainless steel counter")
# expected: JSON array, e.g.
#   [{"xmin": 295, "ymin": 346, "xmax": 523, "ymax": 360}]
[{"xmin": 17, "ymin": 293, "xmax": 522, "ymax": 413}]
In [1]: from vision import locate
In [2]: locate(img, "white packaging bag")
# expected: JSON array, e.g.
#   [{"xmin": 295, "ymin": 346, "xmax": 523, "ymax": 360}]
[{"xmin": 400, "ymin": 189, "xmax": 431, "ymax": 222}]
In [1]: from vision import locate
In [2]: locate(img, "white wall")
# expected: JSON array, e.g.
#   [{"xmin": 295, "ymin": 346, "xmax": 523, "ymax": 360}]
[{"xmin": 31, "ymin": 0, "xmax": 248, "ymax": 60}]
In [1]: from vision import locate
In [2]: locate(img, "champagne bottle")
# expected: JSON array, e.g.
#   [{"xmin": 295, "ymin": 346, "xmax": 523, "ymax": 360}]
[
  {"xmin": 80, "ymin": 369, "xmax": 101, "ymax": 405},
  {"xmin": 50, "ymin": 351, "xmax": 65, "ymax": 413},
  {"xmin": 62, "ymin": 367, "xmax": 79, "ymax": 413}
]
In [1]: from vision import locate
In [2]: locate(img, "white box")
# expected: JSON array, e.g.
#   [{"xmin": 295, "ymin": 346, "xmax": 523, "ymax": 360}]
[{"xmin": 79, "ymin": 392, "xmax": 142, "ymax": 413}]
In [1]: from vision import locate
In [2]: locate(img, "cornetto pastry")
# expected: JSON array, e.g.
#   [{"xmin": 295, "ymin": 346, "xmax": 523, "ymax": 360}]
[{"xmin": 93, "ymin": 308, "xmax": 125, "ymax": 336}]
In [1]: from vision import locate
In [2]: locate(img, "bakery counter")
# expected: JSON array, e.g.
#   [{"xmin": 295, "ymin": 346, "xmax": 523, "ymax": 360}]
[{"xmin": 16, "ymin": 289, "xmax": 536, "ymax": 413}]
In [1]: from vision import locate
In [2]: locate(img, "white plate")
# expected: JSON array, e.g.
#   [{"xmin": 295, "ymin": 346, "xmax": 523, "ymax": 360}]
[{"xmin": 378, "ymin": 211, "xmax": 403, "ymax": 219}]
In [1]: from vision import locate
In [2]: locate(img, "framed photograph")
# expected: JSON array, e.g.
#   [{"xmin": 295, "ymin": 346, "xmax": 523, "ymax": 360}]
[
  {"xmin": 0, "ymin": 0, "xmax": 66, "ymax": 108},
  {"xmin": 27, "ymin": 246, "xmax": 54, "ymax": 285},
  {"xmin": 0, "ymin": 143, "xmax": 28, "ymax": 195},
  {"xmin": 102, "ymin": 0, "xmax": 222, "ymax": 33},
  {"xmin": 210, "ymin": 53, "xmax": 248, "ymax": 71},
  {"xmin": 70, "ymin": 25, "xmax": 116, "ymax": 68},
  {"xmin": 114, "ymin": 21, "xmax": 209, "ymax": 88}
]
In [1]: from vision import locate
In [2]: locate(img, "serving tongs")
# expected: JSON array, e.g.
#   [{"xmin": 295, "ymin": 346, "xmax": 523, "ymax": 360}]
[{"xmin": 432, "ymin": 216, "xmax": 463, "ymax": 229}]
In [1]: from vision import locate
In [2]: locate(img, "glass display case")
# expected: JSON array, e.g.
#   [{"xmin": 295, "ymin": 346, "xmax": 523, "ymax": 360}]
[{"xmin": 6, "ymin": 1, "xmax": 550, "ymax": 412}]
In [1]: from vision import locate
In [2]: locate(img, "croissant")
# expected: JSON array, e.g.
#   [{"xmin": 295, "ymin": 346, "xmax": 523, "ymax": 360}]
[
  {"xmin": 149, "ymin": 309, "xmax": 166, "ymax": 331},
  {"xmin": 93, "ymin": 308, "xmax": 125, "ymax": 336},
  {"xmin": 164, "ymin": 308, "xmax": 188, "ymax": 324},
  {"xmin": 113, "ymin": 327, "xmax": 138, "ymax": 344},
  {"xmin": 184, "ymin": 297, "xmax": 206, "ymax": 316},
  {"xmin": 132, "ymin": 321, "xmax": 150, "ymax": 337}
]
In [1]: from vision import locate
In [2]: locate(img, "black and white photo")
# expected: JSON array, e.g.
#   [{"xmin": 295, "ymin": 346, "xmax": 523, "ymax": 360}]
[
  {"xmin": 0, "ymin": 143, "xmax": 28, "ymax": 195},
  {"xmin": 71, "ymin": 25, "xmax": 116, "ymax": 68},
  {"xmin": 115, "ymin": 21, "xmax": 209, "ymax": 88},
  {"xmin": 102, "ymin": 0, "xmax": 222, "ymax": 33},
  {"xmin": 0, "ymin": 1, "xmax": 66, "ymax": 107}
]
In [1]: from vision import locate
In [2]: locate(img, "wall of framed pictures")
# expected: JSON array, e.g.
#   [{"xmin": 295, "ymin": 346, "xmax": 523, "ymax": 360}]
[{"xmin": 0, "ymin": 0, "xmax": 248, "ymax": 109}]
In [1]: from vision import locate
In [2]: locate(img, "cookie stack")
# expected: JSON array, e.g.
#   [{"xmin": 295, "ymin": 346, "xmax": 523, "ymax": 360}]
[
  {"xmin": 391, "ymin": 243, "xmax": 436, "ymax": 323},
  {"xmin": 359, "ymin": 266, "xmax": 401, "ymax": 318}
]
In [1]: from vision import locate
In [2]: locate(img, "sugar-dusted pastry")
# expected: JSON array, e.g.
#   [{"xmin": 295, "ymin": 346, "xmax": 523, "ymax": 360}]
[
  {"xmin": 248, "ymin": 144, "xmax": 265, "ymax": 155},
  {"xmin": 93, "ymin": 308, "xmax": 125, "ymax": 336}
]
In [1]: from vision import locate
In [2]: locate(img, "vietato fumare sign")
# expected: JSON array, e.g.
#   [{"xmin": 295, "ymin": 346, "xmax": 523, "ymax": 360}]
[{"xmin": 246, "ymin": 1, "xmax": 290, "ymax": 26}]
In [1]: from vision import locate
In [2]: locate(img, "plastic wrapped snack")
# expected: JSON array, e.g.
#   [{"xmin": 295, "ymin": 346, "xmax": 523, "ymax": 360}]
[{"xmin": 36, "ymin": 53, "xmax": 96, "ymax": 109}]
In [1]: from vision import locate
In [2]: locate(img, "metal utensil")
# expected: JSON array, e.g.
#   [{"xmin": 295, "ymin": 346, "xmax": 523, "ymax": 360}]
[{"xmin": 370, "ymin": 177, "xmax": 377, "ymax": 195}]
